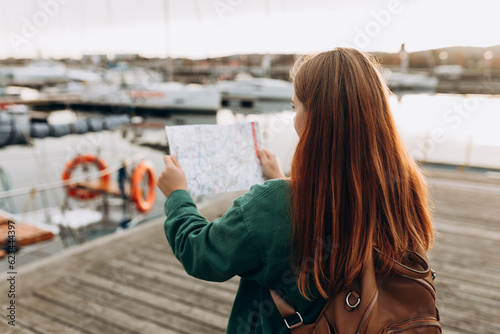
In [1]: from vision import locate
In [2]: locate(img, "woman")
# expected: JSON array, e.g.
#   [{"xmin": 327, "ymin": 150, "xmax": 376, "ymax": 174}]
[{"xmin": 157, "ymin": 47, "xmax": 435, "ymax": 333}]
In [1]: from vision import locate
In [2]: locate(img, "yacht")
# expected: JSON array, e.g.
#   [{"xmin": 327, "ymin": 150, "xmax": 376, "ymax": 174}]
[
  {"xmin": 81, "ymin": 81, "xmax": 221, "ymax": 113},
  {"xmin": 382, "ymin": 68, "xmax": 438, "ymax": 91},
  {"xmin": 0, "ymin": 60, "xmax": 102, "ymax": 89},
  {"xmin": 217, "ymin": 74, "xmax": 293, "ymax": 113}
]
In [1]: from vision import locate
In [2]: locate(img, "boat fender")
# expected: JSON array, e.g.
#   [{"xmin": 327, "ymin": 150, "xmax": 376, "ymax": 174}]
[
  {"xmin": 49, "ymin": 123, "xmax": 71, "ymax": 137},
  {"xmin": 30, "ymin": 122, "xmax": 50, "ymax": 138},
  {"xmin": 87, "ymin": 117, "xmax": 103, "ymax": 132},
  {"xmin": 71, "ymin": 119, "xmax": 89, "ymax": 134}
]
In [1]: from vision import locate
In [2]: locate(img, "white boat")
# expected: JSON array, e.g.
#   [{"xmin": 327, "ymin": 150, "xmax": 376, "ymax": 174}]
[
  {"xmin": 382, "ymin": 69, "xmax": 438, "ymax": 91},
  {"xmin": 82, "ymin": 82, "xmax": 221, "ymax": 112},
  {"xmin": 216, "ymin": 74, "xmax": 293, "ymax": 113},
  {"xmin": 0, "ymin": 60, "xmax": 102, "ymax": 89},
  {"xmin": 103, "ymin": 63, "xmax": 163, "ymax": 87},
  {"xmin": 127, "ymin": 82, "xmax": 221, "ymax": 111},
  {"xmin": 0, "ymin": 60, "xmax": 68, "ymax": 87},
  {"xmin": 434, "ymin": 65, "xmax": 464, "ymax": 80}
]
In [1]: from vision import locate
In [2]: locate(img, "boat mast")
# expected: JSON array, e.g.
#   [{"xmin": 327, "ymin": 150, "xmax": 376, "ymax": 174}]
[
  {"xmin": 263, "ymin": 0, "xmax": 272, "ymax": 78},
  {"xmin": 106, "ymin": 0, "xmax": 115, "ymax": 62},
  {"xmin": 163, "ymin": 0, "xmax": 173, "ymax": 82}
]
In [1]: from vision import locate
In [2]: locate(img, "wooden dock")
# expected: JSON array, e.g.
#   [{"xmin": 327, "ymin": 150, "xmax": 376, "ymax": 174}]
[{"xmin": 0, "ymin": 168, "xmax": 499, "ymax": 333}]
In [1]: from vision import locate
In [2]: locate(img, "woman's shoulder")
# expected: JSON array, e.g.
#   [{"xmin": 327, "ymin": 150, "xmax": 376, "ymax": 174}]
[{"xmin": 240, "ymin": 178, "xmax": 290, "ymax": 207}]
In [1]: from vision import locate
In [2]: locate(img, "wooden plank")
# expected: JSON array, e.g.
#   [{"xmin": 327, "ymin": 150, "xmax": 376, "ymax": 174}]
[
  {"xmin": 431, "ymin": 261, "xmax": 500, "ymax": 290},
  {"xmin": 426, "ymin": 169, "xmax": 500, "ymax": 185},
  {"xmin": 0, "ymin": 325, "xmax": 38, "ymax": 334},
  {"xmin": 72, "ymin": 273, "xmax": 231, "ymax": 327},
  {"xmin": 428, "ymin": 177, "xmax": 500, "ymax": 194},
  {"xmin": 437, "ymin": 304, "xmax": 500, "ymax": 334},
  {"xmin": 35, "ymin": 285, "xmax": 180, "ymax": 334},
  {"xmin": 56, "ymin": 276, "xmax": 225, "ymax": 333},
  {"xmin": 16, "ymin": 305, "xmax": 89, "ymax": 334},
  {"xmin": 432, "ymin": 230, "xmax": 499, "ymax": 252},
  {"xmin": 434, "ymin": 285, "xmax": 500, "ymax": 317},
  {"xmin": 435, "ymin": 214, "xmax": 500, "ymax": 231},
  {"xmin": 433, "ymin": 236, "xmax": 500, "ymax": 258},
  {"xmin": 448, "ymin": 328, "xmax": 481, "ymax": 334},
  {"xmin": 19, "ymin": 294, "xmax": 137, "ymax": 334},
  {"xmin": 83, "ymin": 265, "xmax": 233, "ymax": 315},
  {"xmin": 442, "ymin": 329, "xmax": 471, "ymax": 334},
  {"xmin": 435, "ymin": 278, "xmax": 500, "ymax": 316},
  {"xmin": 142, "ymin": 242, "xmax": 241, "ymax": 286},
  {"xmin": 430, "ymin": 189, "xmax": 500, "ymax": 210},
  {"xmin": 434, "ymin": 269, "xmax": 500, "ymax": 295},
  {"xmin": 433, "ymin": 207, "xmax": 500, "ymax": 228},
  {"xmin": 120, "ymin": 252, "xmax": 240, "ymax": 292},
  {"xmin": 70, "ymin": 271, "xmax": 231, "ymax": 325},
  {"xmin": 433, "ymin": 245, "xmax": 498, "ymax": 265},
  {"xmin": 0, "ymin": 317, "xmax": 40, "ymax": 334},
  {"xmin": 436, "ymin": 220, "xmax": 500, "ymax": 241},
  {"xmin": 89, "ymin": 258, "xmax": 237, "ymax": 303},
  {"xmin": 430, "ymin": 188, "xmax": 500, "ymax": 225},
  {"xmin": 431, "ymin": 246, "xmax": 500, "ymax": 274},
  {"xmin": 124, "ymin": 248, "xmax": 241, "ymax": 290}
]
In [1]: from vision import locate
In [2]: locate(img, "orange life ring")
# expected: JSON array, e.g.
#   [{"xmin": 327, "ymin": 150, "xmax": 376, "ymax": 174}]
[
  {"xmin": 61, "ymin": 155, "xmax": 110, "ymax": 200},
  {"xmin": 131, "ymin": 160, "xmax": 156, "ymax": 213}
]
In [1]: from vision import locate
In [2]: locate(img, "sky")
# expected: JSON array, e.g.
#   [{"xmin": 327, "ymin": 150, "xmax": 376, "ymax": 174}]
[{"xmin": 1, "ymin": 0, "xmax": 500, "ymax": 59}]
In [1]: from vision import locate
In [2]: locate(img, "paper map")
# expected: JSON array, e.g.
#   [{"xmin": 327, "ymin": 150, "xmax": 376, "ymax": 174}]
[{"xmin": 165, "ymin": 122, "xmax": 265, "ymax": 196}]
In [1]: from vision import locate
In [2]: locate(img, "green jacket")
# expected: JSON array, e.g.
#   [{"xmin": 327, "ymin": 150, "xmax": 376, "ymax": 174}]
[{"xmin": 163, "ymin": 179, "xmax": 327, "ymax": 333}]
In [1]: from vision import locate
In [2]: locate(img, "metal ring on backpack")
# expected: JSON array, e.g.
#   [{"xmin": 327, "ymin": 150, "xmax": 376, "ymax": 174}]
[{"xmin": 346, "ymin": 291, "xmax": 361, "ymax": 309}]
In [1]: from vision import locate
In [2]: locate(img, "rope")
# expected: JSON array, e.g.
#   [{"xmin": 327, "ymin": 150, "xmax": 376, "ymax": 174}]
[
  {"xmin": 0, "ymin": 144, "xmax": 136, "ymax": 159},
  {"xmin": 0, "ymin": 152, "xmax": 145, "ymax": 199},
  {"xmin": 21, "ymin": 188, "xmax": 38, "ymax": 222},
  {"xmin": 0, "ymin": 166, "xmax": 16, "ymax": 212},
  {"xmin": 13, "ymin": 112, "xmax": 65, "ymax": 209},
  {"xmin": 0, "ymin": 167, "xmax": 10, "ymax": 191}
]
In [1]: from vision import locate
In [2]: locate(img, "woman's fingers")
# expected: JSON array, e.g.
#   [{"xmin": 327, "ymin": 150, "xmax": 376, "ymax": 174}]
[
  {"xmin": 259, "ymin": 149, "xmax": 274, "ymax": 165},
  {"xmin": 164, "ymin": 155, "xmax": 180, "ymax": 170},
  {"xmin": 158, "ymin": 155, "xmax": 188, "ymax": 197},
  {"xmin": 172, "ymin": 155, "xmax": 181, "ymax": 168},
  {"xmin": 258, "ymin": 149, "xmax": 285, "ymax": 180},
  {"xmin": 163, "ymin": 155, "xmax": 173, "ymax": 166},
  {"xmin": 258, "ymin": 149, "xmax": 269, "ymax": 160}
]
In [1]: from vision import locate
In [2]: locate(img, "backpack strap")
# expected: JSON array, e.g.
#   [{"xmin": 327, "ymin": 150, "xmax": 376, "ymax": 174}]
[
  {"xmin": 269, "ymin": 289, "xmax": 305, "ymax": 330},
  {"xmin": 374, "ymin": 248, "xmax": 431, "ymax": 279}
]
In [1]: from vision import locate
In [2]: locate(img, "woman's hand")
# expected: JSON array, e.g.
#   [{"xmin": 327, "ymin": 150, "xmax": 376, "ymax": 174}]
[
  {"xmin": 258, "ymin": 149, "xmax": 286, "ymax": 180},
  {"xmin": 157, "ymin": 155, "xmax": 188, "ymax": 197}
]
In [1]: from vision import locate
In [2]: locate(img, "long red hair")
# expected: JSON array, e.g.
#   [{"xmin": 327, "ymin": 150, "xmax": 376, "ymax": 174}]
[{"xmin": 290, "ymin": 48, "xmax": 434, "ymax": 299}]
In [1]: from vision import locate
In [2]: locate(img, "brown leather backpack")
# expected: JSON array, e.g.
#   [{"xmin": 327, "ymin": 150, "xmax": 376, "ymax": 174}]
[{"xmin": 270, "ymin": 249, "xmax": 441, "ymax": 333}]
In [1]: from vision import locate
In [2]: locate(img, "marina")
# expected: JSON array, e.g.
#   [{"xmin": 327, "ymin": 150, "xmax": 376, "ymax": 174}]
[
  {"xmin": 1, "ymin": 91, "xmax": 500, "ymax": 266},
  {"xmin": 1, "ymin": 1, "xmax": 500, "ymax": 331},
  {"xmin": 0, "ymin": 167, "xmax": 499, "ymax": 333},
  {"xmin": 1, "ymin": 82, "xmax": 500, "ymax": 332}
]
